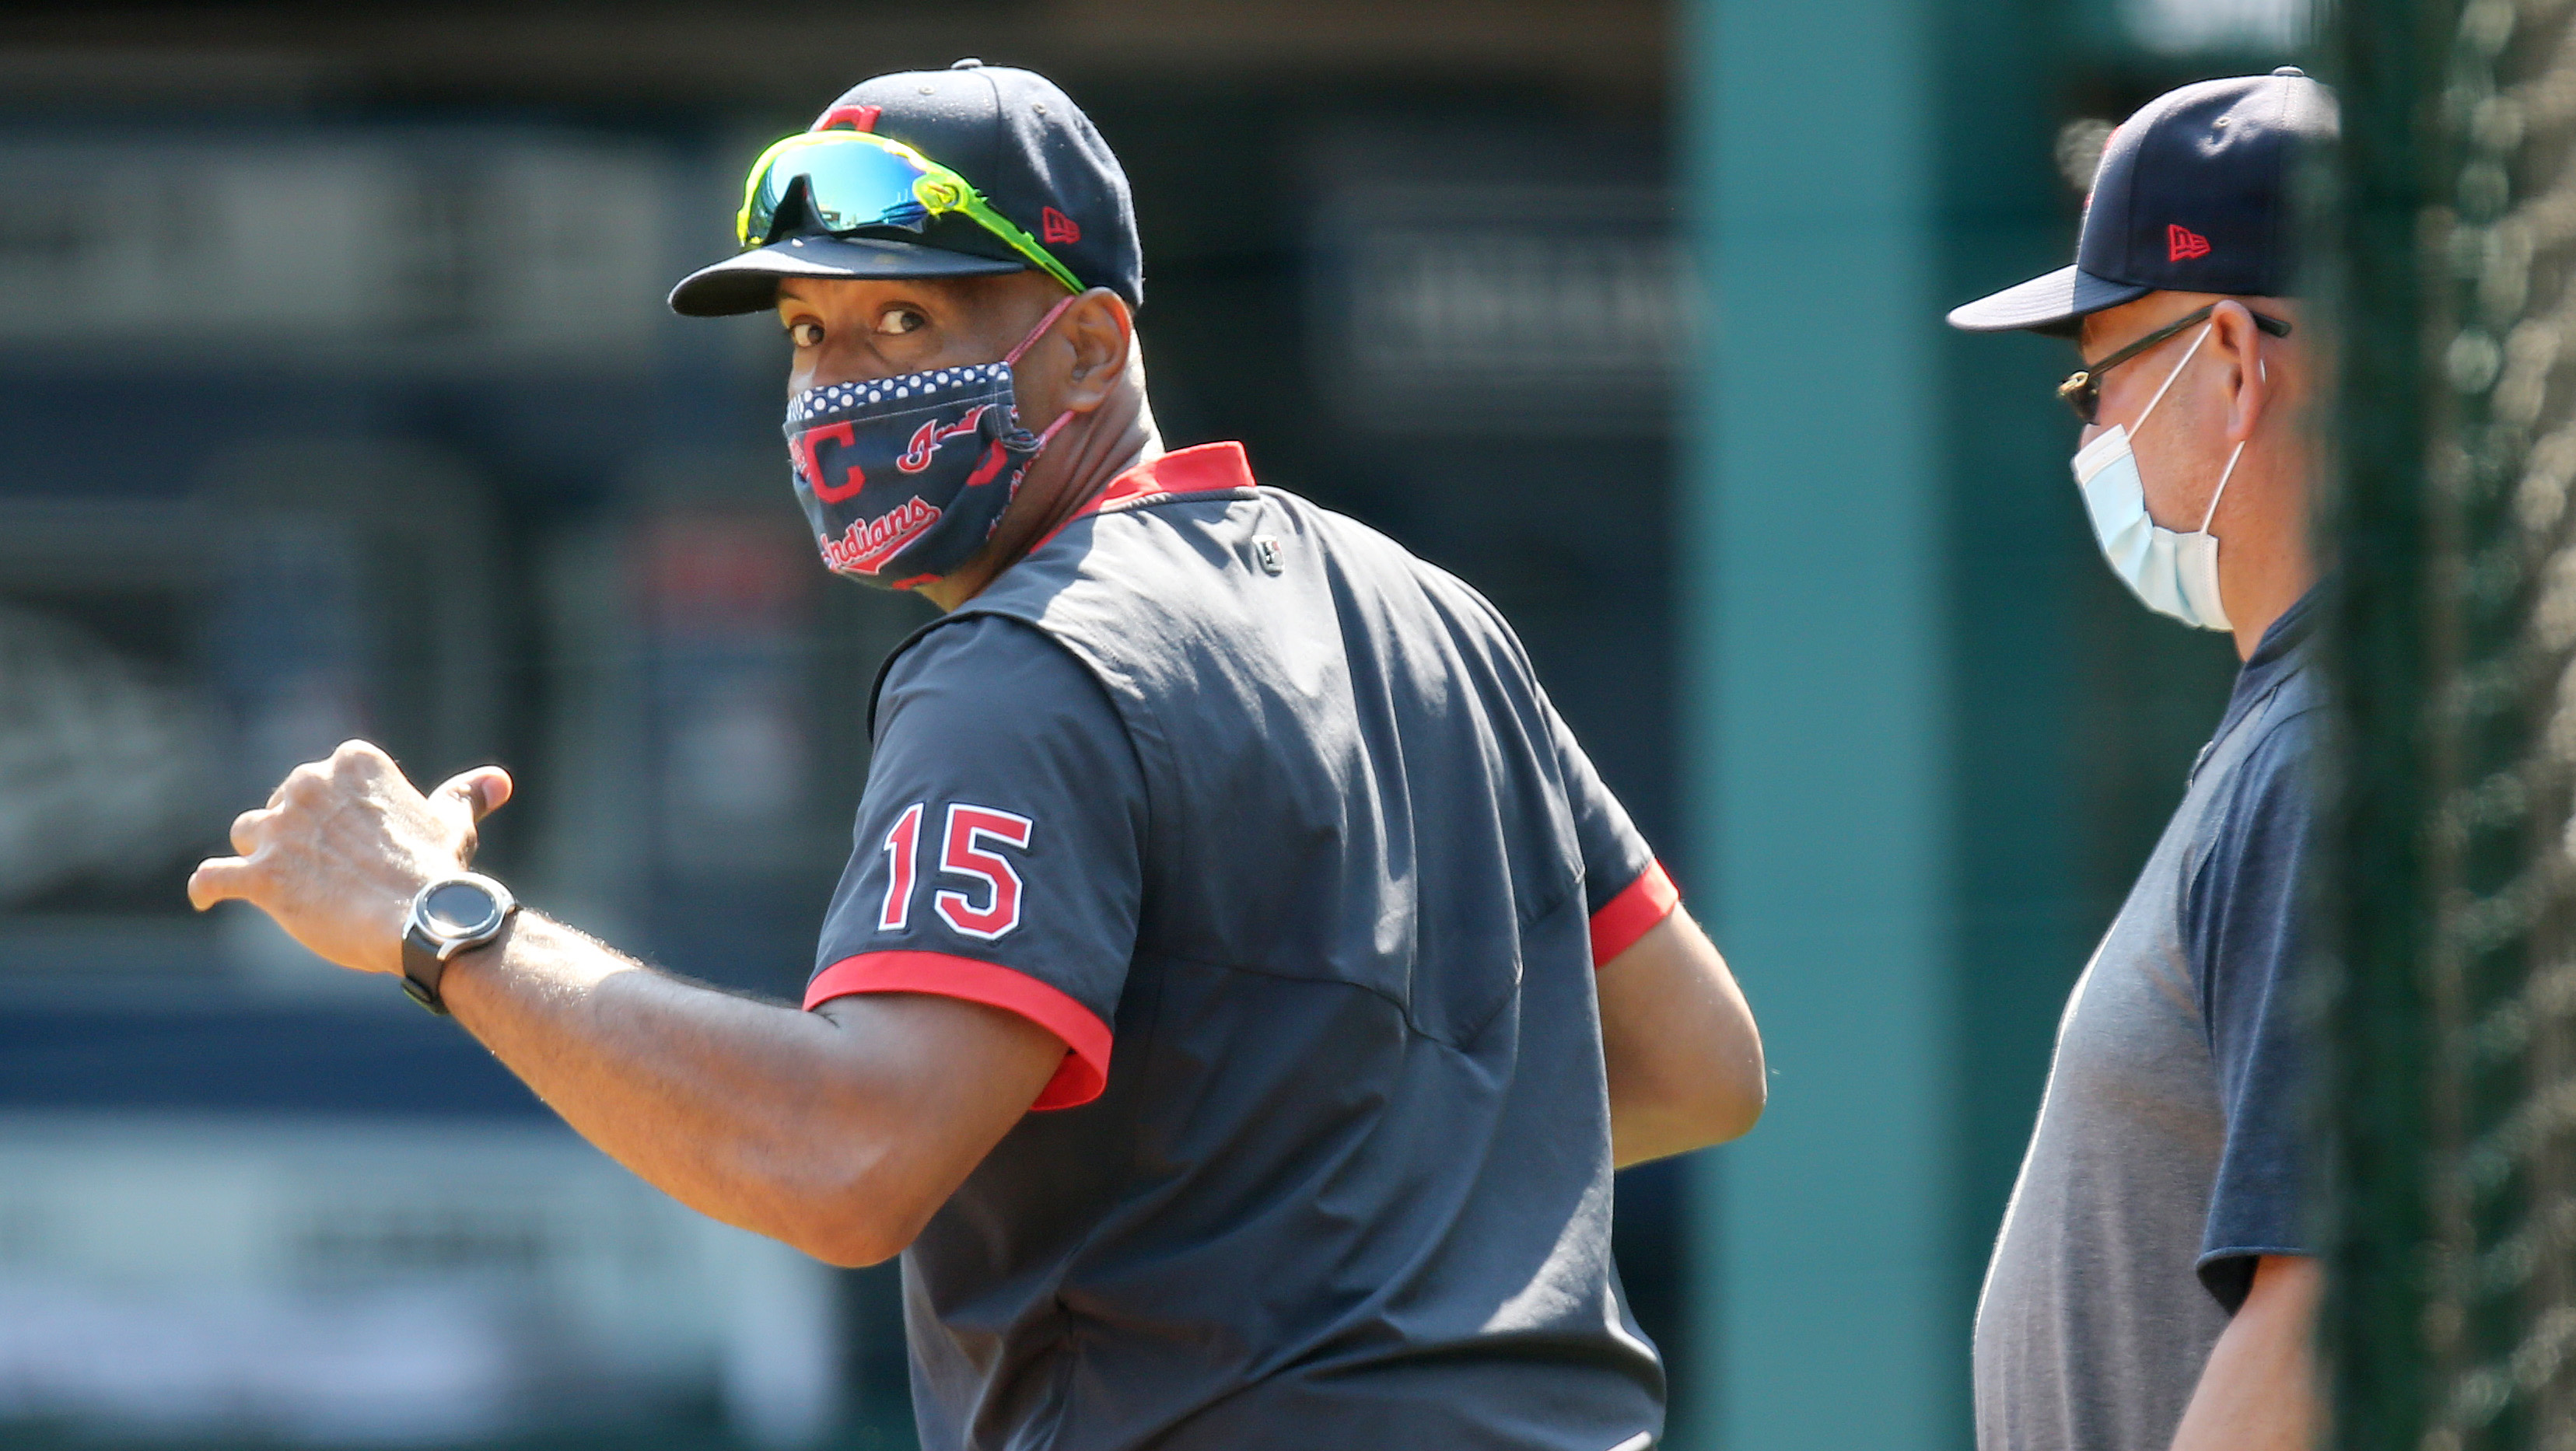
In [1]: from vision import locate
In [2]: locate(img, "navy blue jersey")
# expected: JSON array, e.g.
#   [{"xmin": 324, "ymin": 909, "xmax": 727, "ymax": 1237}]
[
  {"xmin": 2182, "ymin": 589, "xmax": 2324, "ymax": 1309},
  {"xmin": 1972, "ymin": 592, "xmax": 2326, "ymax": 1451},
  {"xmin": 808, "ymin": 443, "xmax": 1678, "ymax": 1451}
]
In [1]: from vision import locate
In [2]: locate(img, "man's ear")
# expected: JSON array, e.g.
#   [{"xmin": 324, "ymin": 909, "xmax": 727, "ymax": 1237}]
[
  {"xmin": 2212, "ymin": 299, "xmax": 2271, "ymax": 445},
  {"xmin": 1052, "ymin": 289, "xmax": 1133, "ymax": 414}
]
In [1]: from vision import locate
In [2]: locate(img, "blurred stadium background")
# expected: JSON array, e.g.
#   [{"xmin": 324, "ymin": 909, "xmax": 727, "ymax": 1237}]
[{"xmin": 0, "ymin": 1, "xmax": 2310, "ymax": 1447}]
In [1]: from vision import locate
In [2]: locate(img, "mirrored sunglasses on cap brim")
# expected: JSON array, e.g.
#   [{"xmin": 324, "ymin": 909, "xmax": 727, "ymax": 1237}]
[{"xmin": 737, "ymin": 129, "xmax": 1083, "ymax": 296}]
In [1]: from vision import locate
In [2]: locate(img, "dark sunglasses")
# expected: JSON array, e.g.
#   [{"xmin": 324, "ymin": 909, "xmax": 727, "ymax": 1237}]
[{"xmin": 2058, "ymin": 302, "xmax": 2294, "ymax": 425}]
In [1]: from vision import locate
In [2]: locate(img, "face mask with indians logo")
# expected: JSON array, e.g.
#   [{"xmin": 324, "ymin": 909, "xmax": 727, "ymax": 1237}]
[{"xmin": 782, "ymin": 295, "xmax": 1076, "ymax": 590}]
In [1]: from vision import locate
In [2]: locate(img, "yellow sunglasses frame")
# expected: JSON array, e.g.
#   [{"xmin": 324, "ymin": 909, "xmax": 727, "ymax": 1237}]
[{"xmin": 735, "ymin": 130, "xmax": 1083, "ymax": 297}]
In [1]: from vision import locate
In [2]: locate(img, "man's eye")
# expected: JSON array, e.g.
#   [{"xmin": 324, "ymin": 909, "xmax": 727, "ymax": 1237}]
[
  {"xmin": 787, "ymin": 321, "xmax": 825, "ymax": 348},
  {"xmin": 876, "ymin": 307, "xmax": 928, "ymax": 335}
]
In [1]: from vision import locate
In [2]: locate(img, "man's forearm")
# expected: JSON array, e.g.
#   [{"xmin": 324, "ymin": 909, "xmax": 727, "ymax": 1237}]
[
  {"xmin": 184, "ymin": 743, "xmax": 1063, "ymax": 1265},
  {"xmin": 438, "ymin": 914, "xmax": 1047, "ymax": 1265},
  {"xmin": 2168, "ymin": 1254, "xmax": 2320, "ymax": 1451}
]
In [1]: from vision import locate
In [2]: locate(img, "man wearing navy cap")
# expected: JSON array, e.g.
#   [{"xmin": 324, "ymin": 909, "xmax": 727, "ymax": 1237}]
[
  {"xmin": 1949, "ymin": 68, "xmax": 2334, "ymax": 1451},
  {"xmin": 189, "ymin": 60, "xmax": 1766, "ymax": 1451}
]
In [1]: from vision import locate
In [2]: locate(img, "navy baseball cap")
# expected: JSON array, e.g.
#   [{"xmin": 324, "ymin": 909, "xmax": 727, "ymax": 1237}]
[
  {"xmin": 670, "ymin": 59, "xmax": 1143, "ymax": 317},
  {"xmin": 1948, "ymin": 68, "xmax": 2336, "ymax": 336}
]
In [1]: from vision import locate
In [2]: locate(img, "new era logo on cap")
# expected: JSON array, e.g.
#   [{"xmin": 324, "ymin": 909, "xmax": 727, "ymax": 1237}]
[
  {"xmin": 1042, "ymin": 207, "xmax": 1081, "ymax": 245},
  {"xmin": 2168, "ymin": 224, "xmax": 2212, "ymax": 262}
]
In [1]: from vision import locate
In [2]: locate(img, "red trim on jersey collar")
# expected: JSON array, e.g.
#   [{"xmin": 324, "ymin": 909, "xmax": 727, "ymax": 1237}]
[
  {"xmin": 1590, "ymin": 859, "xmax": 1680, "ymax": 967},
  {"xmin": 1085, "ymin": 440, "xmax": 1252, "ymax": 513},
  {"xmin": 1031, "ymin": 441, "xmax": 1255, "ymax": 554},
  {"xmin": 806, "ymin": 950, "xmax": 1113, "ymax": 1110}
]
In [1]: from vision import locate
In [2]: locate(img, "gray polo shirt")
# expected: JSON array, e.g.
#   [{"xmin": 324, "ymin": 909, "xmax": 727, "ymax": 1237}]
[
  {"xmin": 807, "ymin": 443, "xmax": 1676, "ymax": 1451},
  {"xmin": 1973, "ymin": 591, "xmax": 2322, "ymax": 1451}
]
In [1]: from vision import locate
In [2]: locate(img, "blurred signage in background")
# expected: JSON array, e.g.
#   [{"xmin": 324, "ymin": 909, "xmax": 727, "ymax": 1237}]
[
  {"xmin": 0, "ymin": 134, "xmax": 673, "ymax": 365},
  {"xmin": 0, "ymin": 441, "xmax": 504, "ymax": 990},
  {"xmin": 0, "ymin": 586, "xmax": 215, "ymax": 914},
  {"xmin": 0, "ymin": 498, "xmax": 229, "ymax": 980},
  {"xmin": 1312, "ymin": 183, "xmax": 1690, "ymax": 435},
  {"xmin": 0, "ymin": 1117, "xmax": 841, "ymax": 1447}
]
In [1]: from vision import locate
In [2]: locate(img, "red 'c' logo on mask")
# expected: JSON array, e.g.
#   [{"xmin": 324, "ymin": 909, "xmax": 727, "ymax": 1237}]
[{"xmin": 794, "ymin": 421, "xmax": 866, "ymax": 502}]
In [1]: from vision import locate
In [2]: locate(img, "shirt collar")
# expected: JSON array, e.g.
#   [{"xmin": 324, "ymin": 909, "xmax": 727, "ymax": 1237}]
[
  {"xmin": 2209, "ymin": 584, "xmax": 2322, "ymax": 750},
  {"xmin": 1080, "ymin": 441, "xmax": 1253, "ymax": 516},
  {"xmin": 2243, "ymin": 585, "xmax": 2320, "ymax": 673},
  {"xmin": 1027, "ymin": 441, "xmax": 1255, "ymax": 554}
]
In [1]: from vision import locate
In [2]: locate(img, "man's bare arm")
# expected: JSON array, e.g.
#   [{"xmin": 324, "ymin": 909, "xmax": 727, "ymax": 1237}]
[
  {"xmin": 189, "ymin": 741, "xmax": 1063, "ymax": 1267},
  {"xmin": 2168, "ymin": 1254, "xmax": 2321, "ymax": 1451},
  {"xmin": 1595, "ymin": 907, "xmax": 1764, "ymax": 1166},
  {"xmin": 439, "ymin": 919, "xmax": 1059, "ymax": 1264}
]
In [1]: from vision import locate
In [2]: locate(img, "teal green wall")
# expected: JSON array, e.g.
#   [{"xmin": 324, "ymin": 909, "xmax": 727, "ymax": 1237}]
[
  {"xmin": 1675, "ymin": 0, "xmax": 2109, "ymax": 1445},
  {"xmin": 1682, "ymin": 0, "xmax": 1957, "ymax": 1442}
]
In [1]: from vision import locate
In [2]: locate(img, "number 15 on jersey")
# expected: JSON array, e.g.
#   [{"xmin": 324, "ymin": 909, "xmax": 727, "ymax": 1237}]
[{"xmin": 880, "ymin": 802, "xmax": 1034, "ymax": 941}]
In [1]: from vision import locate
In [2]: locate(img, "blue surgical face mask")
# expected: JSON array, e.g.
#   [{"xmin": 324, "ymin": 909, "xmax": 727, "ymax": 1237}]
[
  {"xmin": 2069, "ymin": 323, "xmax": 2255, "ymax": 633},
  {"xmin": 783, "ymin": 294, "xmax": 1077, "ymax": 590}
]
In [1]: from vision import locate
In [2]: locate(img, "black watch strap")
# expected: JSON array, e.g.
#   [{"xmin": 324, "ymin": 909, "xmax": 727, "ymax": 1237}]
[{"xmin": 400, "ymin": 922, "xmax": 456, "ymax": 1016}]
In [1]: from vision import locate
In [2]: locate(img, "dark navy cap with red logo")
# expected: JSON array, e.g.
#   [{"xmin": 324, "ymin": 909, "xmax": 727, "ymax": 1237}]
[
  {"xmin": 1948, "ymin": 68, "xmax": 2336, "ymax": 336},
  {"xmin": 670, "ymin": 59, "xmax": 1143, "ymax": 317}
]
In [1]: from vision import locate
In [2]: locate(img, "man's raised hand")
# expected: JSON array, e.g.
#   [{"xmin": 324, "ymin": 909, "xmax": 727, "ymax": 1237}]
[{"xmin": 187, "ymin": 741, "xmax": 514, "ymax": 977}]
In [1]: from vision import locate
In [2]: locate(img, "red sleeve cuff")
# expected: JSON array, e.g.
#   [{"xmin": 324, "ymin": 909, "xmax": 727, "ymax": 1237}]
[
  {"xmin": 1590, "ymin": 859, "xmax": 1680, "ymax": 967},
  {"xmin": 805, "ymin": 950, "xmax": 1113, "ymax": 1110}
]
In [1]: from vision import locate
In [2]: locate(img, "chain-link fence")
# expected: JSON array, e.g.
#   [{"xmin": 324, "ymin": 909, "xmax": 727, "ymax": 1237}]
[{"xmin": 2329, "ymin": 0, "xmax": 2576, "ymax": 1445}]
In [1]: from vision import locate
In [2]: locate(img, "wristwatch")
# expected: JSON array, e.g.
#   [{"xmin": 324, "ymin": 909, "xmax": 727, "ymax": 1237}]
[{"xmin": 400, "ymin": 873, "xmax": 519, "ymax": 1016}]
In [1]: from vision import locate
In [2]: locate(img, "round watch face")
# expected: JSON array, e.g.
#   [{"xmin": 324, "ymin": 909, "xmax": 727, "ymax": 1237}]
[{"xmin": 418, "ymin": 879, "xmax": 503, "ymax": 939}]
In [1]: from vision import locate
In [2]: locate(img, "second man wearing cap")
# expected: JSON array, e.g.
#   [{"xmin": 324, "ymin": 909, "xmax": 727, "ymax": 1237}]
[{"xmin": 1949, "ymin": 68, "xmax": 2334, "ymax": 1451}]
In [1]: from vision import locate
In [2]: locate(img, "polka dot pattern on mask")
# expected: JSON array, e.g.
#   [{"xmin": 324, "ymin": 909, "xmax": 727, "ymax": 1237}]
[{"xmin": 788, "ymin": 363, "xmax": 1013, "ymax": 423}]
